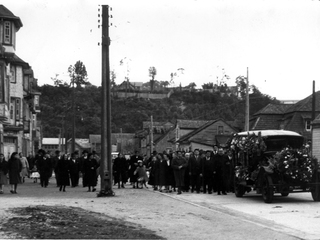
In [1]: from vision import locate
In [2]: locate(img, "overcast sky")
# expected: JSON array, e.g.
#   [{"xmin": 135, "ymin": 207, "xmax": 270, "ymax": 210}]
[{"xmin": 2, "ymin": 0, "xmax": 320, "ymax": 100}]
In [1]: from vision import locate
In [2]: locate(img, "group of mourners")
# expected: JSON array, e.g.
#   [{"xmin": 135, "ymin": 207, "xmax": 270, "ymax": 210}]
[
  {"xmin": 0, "ymin": 149, "xmax": 101, "ymax": 194},
  {"xmin": 0, "ymin": 147, "xmax": 233, "ymax": 195},
  {"xmin": 113, "ymin": 147, "xmax": 233, "ymax": 195}
]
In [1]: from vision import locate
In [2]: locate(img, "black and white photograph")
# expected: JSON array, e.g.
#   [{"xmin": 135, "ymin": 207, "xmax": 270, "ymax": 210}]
[{"xmin": 0, "ymin": 0, "xmax": 320, "ymax": 239}]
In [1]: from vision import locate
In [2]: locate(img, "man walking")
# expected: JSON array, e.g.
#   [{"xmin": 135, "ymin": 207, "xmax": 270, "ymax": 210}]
[{"xmin": 189, "ymin": 149, "xmax": 202, "ymax": 193}]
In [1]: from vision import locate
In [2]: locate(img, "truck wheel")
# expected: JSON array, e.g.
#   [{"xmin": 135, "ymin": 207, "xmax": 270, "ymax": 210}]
[
  {"xmin": 311, "ymin": 185, "xmax": 320, "ymax": 201},
  {"xmin": 262, "ymin": 175, "xmax": 274, "ymax": 203}
]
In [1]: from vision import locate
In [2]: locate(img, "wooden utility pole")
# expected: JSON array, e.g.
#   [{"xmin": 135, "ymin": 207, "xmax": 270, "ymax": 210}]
[
  {"xmin": 98, "ymin": 5, "xmax": 114, "ymax": 197},
  {"xmin": 244, "ymin": 67, "xmax": 250, "ymax": 131},
  {"xmin": 150, "ymin": 115, "xmax": 154, "ymax": 156},
  {"xmin": 312, "ymin": 80, "xmax": 316, "ymax": 121},
  {"xmin": 72, "ymin": 79, "xmax": 76, "ymax": 153}
]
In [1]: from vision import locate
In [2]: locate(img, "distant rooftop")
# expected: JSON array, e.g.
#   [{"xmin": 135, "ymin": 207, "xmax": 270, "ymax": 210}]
[{"xmin": 279, "ymin": 100, "xmax": 299, "ymax": 104}]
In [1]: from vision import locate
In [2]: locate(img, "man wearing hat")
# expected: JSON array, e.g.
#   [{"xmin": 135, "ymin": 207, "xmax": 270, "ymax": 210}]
[
  {"xmin": 172, "ymin": 150, "xmax": 188, "ymax": 194},
  {"xmin": 188, "ymin": 149, "xmax": 202, "ymax": 193},
  {"xmin": 36, "ymin": 149, "xmax": 53, "ymax": 188},
  {"xmin": 201, "ymin": 150, "xmax": 214, "ymax": 194},
  {"xmin": 79, "ymin": 150, "xmax": 89, "ymax": 187}
]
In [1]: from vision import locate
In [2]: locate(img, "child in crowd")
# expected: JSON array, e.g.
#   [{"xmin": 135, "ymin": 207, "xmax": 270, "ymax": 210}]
[
  {"xmin": 30, "ymin": 165, "xmax": 40, "ymax": 183},
  {"xmin": 134, "ymin": 160, "xmax": 149, "ymax": 189}
]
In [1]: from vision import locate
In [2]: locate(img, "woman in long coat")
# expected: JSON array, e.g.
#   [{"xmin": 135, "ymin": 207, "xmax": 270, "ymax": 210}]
[
  {"xmin": 158, "ymin": 154, "xmax": 169, "ymax": 192},
  {"xmin": 172, "ymin": 151, "xmax": 188, "ymax": 194},
  {"xmin": 56, "ymin": 153, "xmax": 70, "ymax": 192},
  {"xmin": 147, "ymin": 155, "xmax": 160, "ymax": 190},
  {"xmin": 83, "ymin": 153, "xmax": 99, "ymax": 192},
  {"xmin": 163, "ymin": 153, "xmax": 175, "ymax": 192},
  {"xmin": 0, "ymin": 153, "xmax": 8, "ymax": 194},
  {"xmin": 7, "ymin": 152, "xmax": 22, "ymax": 194},
  {"xmin": 113, "ymin": 153, "xmax": 128, "ymax": 188}
]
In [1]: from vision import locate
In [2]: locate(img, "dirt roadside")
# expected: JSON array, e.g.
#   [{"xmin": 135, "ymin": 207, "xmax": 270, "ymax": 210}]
[{"xmin": 0, "ymin": 178, "xmax": 300, "ymax": 239}]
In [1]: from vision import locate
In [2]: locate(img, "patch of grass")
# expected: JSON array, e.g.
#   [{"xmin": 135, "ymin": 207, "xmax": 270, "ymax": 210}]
[{"xmin": 1, "ymin": 205, "xmax": 163, "ymax": 239}]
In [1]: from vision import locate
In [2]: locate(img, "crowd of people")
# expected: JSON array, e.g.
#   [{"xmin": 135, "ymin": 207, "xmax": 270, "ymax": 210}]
[
  {"xmin": 114, "ymin": 147, "xmax": 234, "ymax": 195},
  {"xmin": 0, "ymin": 149, "xmax": 101, "ymax": 194},
  {"xmin": 0, "ymin": 147, "xmax": 234, "ymax": 196}
]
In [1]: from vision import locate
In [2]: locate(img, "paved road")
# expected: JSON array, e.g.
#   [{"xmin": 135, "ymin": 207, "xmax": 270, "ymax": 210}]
[
  {"xmin": 0, "ymin": 178, "xmax": 319, "ymax": 239},
  {"xmin": 165, "ymin": 190, "xmax": 320, "ymax": 240}
]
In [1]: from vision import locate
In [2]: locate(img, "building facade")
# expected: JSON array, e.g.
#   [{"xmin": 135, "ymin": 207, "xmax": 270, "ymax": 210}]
[{"xmin": 0, "ymin": 5, "xmax": 41, "ymax": 159}]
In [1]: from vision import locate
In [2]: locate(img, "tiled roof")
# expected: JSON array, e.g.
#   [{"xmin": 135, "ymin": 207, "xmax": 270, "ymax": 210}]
[
  {"xmin": 285, "ymin": 91, "xmax": 320, "ymax": 113},
  {"xmin": 2, "ymin": 53, "xmax": 29, "ymax": 67},
  {"xmin": 0, "ymin": 5, "xmax": 23, "ymax": 30},
  {"xmin": 250, "ymin": 115, "xmax": 282, "ymax": 130},
  {"xmin": 177, "ymin": 119, "xmax": 237, "ymax": 143},
  {"xmin": 254, "ymin": 103, "xmax": 293, "ymax": 115}
]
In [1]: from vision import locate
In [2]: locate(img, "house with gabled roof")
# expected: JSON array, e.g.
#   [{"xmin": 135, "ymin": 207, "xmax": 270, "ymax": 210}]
[
  {"xmin": 250, "ymin": 103, "xmax": 293, "ymax": 130},
  {"xmin": 175, "ymin": 119, "xmax": 238, "ymax": 151},
  {"xmin": 250, "ymin": 91, "xmax": 320, "ymax": 141},
  {"xmin": 137, "ymin": 121, "xmax": 174, "ymax": 156}
]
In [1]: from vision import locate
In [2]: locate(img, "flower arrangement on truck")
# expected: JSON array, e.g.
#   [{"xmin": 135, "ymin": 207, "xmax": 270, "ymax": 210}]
[{"xmin": 228, "ymin": 130, "xmax": 320, "ymax": 203}]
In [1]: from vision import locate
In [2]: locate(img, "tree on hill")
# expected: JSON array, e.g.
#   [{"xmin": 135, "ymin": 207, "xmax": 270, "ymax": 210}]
[
  {"xmin": 187, "ymin": 82, "xmax": 197, "ymax": 90},
  {"xmin": 68, "ymin": 60, "xmax": 89, "ymax": 88},
  {"xmin": 149, "ymin": 66, "xmax": 157, "ymax": 92}
]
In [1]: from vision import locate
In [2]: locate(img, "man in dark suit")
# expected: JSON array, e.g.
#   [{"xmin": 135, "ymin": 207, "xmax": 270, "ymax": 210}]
[
  {"xmin": 37, "ymin": 150, "xmax": 53, "ymax": 188},
  {"xmin": 188, "ymin": 149, "xmax": 202, "ymax": 193},
  {"xmin": 69, "ymin": 152, "xmax": 80, "ymax": 187},
  {"xmin": 201, "ymin": 150, "xmax": 214, "ymax": 194},
  {"xmin": 213, "ymin": 148, "xmax": 229, "ymax": 195}
]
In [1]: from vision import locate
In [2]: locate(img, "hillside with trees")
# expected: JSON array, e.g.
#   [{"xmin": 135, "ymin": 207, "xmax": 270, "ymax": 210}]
[
  {"xmin": 38, "ymin": 61, "xmax": 279, "ymax": 138},
  {"xmin": 38, "ymin": 79, "xmax": 279, "ymax": 138}
]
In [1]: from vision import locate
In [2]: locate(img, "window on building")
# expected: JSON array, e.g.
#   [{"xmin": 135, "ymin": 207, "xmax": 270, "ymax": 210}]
[
  {"xmin": 10, "ymin": 66, "xmax": 16, "ymax": 83},
  {"xmin": 4, "ymin": 21, "xmax": 11, "ymax": 44},
  {"xmin": 15, "ymin": 98, "xmax": 20, "ymax": 121},
  {"xmin": 306, "ymin": 119, "xmax": 311, "ymax": 131},
  {"xmin": 218, "ymin": 126, "xmax": 224, "ymax": 135},
  {"xmin": 34, "ymin": 95, "xmax": 39, "ymax": 107},
  {"xmin": 10, "ymin": 99, "xmax": 14, "ymax": 120},
  {"xmin": 24, "ymin": 76, "xmax": 29, "ymax": 91}
]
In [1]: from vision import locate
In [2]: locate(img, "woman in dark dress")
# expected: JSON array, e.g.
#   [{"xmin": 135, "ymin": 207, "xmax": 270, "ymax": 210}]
[
  {"xmin": 83, "ymin": 153, "xmax": 99, "ymax": 192},
  {"xmin": 147, "ymin": 155, "xmax": 160, "ymax": 190},
  {"xmin": 163, "ymin": 153, "xmax": 175, "ymax": 192},
  {"xmin": 7, "ymin": 152, "xmax": 22, "ymax": 194},
  {"xmin": 158, "ymin": 154, "xmax": 169, "ymax": 192},
  {"xmin": 56, "ymin": 153, "xmax": 70, "ymax": 192}
]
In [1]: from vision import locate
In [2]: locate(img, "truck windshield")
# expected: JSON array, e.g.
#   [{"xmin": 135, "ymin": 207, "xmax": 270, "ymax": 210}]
[{"xmin": 264, "ymin": 136, "xmax": 304, "ymax": 152}]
